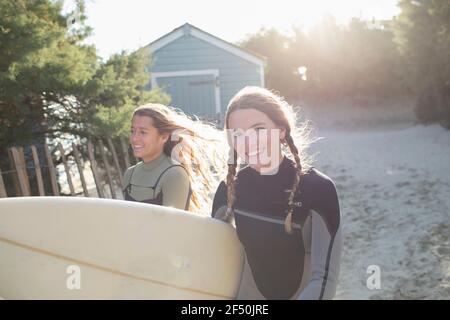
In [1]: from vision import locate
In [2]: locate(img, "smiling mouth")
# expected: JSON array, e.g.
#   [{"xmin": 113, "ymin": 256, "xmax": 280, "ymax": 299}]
[{"xmin": 246, "ymin": 148, "xmax": 266, "ymax": 157}]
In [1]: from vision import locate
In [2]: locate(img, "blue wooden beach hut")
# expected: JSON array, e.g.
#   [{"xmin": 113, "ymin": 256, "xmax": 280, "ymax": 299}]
[{"xmin": 145, "ymin": 23, "xmax": 266, "ymax": 122}]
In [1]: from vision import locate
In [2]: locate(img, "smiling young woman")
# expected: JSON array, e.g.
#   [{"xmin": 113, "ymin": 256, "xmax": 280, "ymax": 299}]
[
  {"xmin": 122, "ymin": 103, "xmax": 226, "ymax": 213},
  {"xmin": 212, "ymin": 86, "xmax": 342, "ymax": 300}
]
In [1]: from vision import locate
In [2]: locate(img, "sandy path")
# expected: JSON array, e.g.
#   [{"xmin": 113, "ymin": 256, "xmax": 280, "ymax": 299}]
[{"xmin": 311, "ymin": 124, "xmax": 450, "ymax": 299}]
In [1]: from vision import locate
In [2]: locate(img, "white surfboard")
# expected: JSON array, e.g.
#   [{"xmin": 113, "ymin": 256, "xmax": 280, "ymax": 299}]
[{"xmin": 0, "ymin": 197, "xmax": 244, "ymax": 299}]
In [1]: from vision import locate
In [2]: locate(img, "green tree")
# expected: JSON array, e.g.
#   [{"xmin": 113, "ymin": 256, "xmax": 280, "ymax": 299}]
[
  {"xmin": 79, "ymin": 48, "xmax": 170, "ymax": 138},
  {"xmin": 0, "ymin": 0, "xmax": 169, "ymax": 196},
  {"xmin": 0, "ymin": 0, "xmax": 169, "ymax": 148},
  {"xmin": 238, "ymin": 16, "xmax": 405, "ymax": 103},
  {"xmin": 238, "ymin": 27, "xmax": 303, "ymax": 98},
  {"xmin": 0, "ymin": 0, "xmax": 97, "ymax": 148},
  {"xmin": 394, "ymin": 0, "xmax": 450, "ymax": 127}
]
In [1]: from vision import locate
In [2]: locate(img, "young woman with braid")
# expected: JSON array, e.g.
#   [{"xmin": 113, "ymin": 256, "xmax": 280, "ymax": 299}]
[
  {"xmin": 211, "ymin": 87, "xmax": 342, "ymax": 300},
  {"xmin": 123, "ymin": 103, "xmax": 226, "ymax": 213}
]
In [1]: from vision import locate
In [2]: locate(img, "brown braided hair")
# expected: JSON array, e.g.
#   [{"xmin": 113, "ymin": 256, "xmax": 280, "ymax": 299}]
[
  {"xmin": 224, "ymin": 148, "xmax": 238, "ymax": 221},
  {"xmin": 224, "ymin": 87, "xmax": 314, "ymax": 233}
]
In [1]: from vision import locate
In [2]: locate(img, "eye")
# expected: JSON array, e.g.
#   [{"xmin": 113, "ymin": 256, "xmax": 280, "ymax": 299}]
[
  {"xmin": 254, "ymin": 127, "xmax": 265, "ymax": 132},
  {"xmin": 246, "ymin": 127, "xmax": 266, "ymax": 137},
  {"xmin": 231, "ymin": 129, "xmax": 244, "ymax": 137}
]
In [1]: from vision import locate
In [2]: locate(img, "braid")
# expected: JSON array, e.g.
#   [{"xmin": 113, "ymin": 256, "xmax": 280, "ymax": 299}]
[
  {"xmin": 284, "ymin": 133, "xmax": 303, "ymax": 234},
  {"xmin": 225, "ymin": 150, "xmax": 238, "ymax": 221}
]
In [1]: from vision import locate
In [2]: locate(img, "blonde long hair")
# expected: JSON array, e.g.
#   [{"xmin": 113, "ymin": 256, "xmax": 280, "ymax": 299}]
[
  {"xmin": 224, "ymin": 87, "xmax": 315, "ymax": 233},
  {"xmin": 132, "ymin": 103, "xmax": 227, "ymax": 213}
]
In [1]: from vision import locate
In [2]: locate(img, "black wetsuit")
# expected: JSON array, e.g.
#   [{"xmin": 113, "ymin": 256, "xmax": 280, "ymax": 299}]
[{"xmin": 211, "ymin": 156, "xmax": 342, "ymax": 300}]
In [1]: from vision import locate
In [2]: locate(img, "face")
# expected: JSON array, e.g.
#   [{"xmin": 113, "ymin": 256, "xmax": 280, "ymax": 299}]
[
  {"xmin": 130, "ymin": 115, "xmax": 169, "ymax": 163},
  {"xmin": 227, "ymin": 108, "xmax": 286, "ymax": 172}
]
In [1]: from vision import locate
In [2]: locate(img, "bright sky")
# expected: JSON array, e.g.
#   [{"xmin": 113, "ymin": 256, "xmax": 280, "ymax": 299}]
[{"xmin": 64, "ymin": 0, "xmax": 400, "ymax": 60}]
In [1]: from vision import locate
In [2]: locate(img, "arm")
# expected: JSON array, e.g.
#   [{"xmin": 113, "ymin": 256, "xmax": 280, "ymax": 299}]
[
  {"xmin": 297, "ymin": 178, "xmax": 342, "ymax": 300},
  {"xmin": 161, "ymin": 166, "xmax": 191, "ymax": 210}
]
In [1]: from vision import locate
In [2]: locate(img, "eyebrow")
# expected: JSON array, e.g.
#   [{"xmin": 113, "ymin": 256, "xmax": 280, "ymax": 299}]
[
  {"xmin": 131, "ymin": 126, "xmax": 150, "ymax": 130},
  {"xmin": 248, "ymin": 122, "xmax": 267, "ymax": 128}
]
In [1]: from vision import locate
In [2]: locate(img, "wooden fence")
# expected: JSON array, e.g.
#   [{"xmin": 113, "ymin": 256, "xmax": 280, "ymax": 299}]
[{"xmin": 0, "ymin": 137, "xmax": 139, "ymax": 199}]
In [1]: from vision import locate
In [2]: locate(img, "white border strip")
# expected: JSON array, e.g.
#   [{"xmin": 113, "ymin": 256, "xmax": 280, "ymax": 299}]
[{"xmin": 149, "ymin": 29, "xmax": 184, "ymax": 52}]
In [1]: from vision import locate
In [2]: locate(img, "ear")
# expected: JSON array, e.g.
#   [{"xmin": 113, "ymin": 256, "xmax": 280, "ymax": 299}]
[{"xmin": 161, "ymin": 133, "xmax": 170, "ymax": 144}]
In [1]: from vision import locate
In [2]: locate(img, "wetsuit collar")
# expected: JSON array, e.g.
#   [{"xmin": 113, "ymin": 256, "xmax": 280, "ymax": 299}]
[
  {"xmin": 247, "ymin": 155, "xmax": 289, "ymax": 176},
  {"xmin": 141, "ymin": 152, "xmax": 167, "ymax": 171}
]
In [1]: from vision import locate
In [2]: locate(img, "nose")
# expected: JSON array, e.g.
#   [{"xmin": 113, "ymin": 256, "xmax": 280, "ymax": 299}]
[
  {"xmin": 130, "ymin": 133, "xmax": 140, "ymax": 145},
  {"xmin": 247, "ymin": 132, "xmax": 259, "ymax": 153}
]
